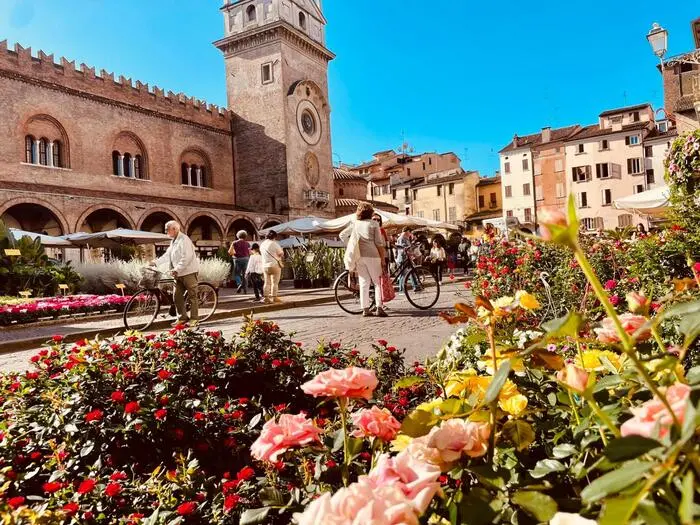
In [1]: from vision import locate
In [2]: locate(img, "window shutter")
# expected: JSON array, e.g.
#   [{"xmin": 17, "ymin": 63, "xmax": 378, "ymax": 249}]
[{"xmin": 625, "ymin": 136, "xmax": 630, "ymax": 146}]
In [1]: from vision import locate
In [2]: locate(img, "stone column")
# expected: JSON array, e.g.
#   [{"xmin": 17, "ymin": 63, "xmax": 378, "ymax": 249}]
[
  {"xmin": 187, "ymin": 166, "xmax": 193, "ymax": 186},
  {"xmin": 196, "ymin": 167, "xmax": 202, "ymax": 187},
  {"xmin": 129, "ymin": 156, "xmax": 136, "ymax": 178},
  {"xmin": 47, "ymin": 142, "xmax": 54, "ymax": 167},
  {"xmin": 118, "ymin": 155, "xmax": 124, "ymax": 176},
  {"xmin": 33, "ymin": 139, "xmax": 40, "ymax": 165}
]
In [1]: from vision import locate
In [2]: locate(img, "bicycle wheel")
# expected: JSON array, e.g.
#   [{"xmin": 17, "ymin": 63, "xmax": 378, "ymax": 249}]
[
  {"xmin": 404, "ymin": 266, "xmax": 440, "ymax": 310},
  {"xmin": 334, "ymin": 271, "xmax": 363, "ymax": 315},
  {"xmin": 186, "ymin": 282, "xmax": 218, "ymax": 323},
  {"xmin": 123, "ymin": 289, "xmax": 160, "ymax": 331}
]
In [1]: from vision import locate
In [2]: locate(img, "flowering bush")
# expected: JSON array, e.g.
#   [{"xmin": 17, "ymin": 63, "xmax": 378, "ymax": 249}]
[
  {"xmin": 0, "ymin": 294, "xmax": 131, "ymax": 325},
  {"xmin": 666, "ymin": 129, "xmax": 700, "ymax": 231}
]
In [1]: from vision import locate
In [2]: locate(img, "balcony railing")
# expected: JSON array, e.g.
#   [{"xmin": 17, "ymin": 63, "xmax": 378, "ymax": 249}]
[{"xmin": 303, "ymin": 189, "xmax": 330, "ymax": 208}]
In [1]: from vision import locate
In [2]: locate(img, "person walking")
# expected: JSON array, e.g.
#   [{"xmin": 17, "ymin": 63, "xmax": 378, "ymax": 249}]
[
  {"xmin": 260, "ymin": 230, "xmax": 284, "ymax": 304},
  {"xmin": 372, "ymin": 213, "xmax": 391, "ymax": 270},
  {"xmin": 245, "ymin": 243, "xmax": 264, "ymax": 302},
  {"xmin": 428, "ymin": 238, "xmax": 447, "ymax": 282},
  {"xmin": 228, "ymin": 230, "xmax": 250, "ymax": 294},
  {"xmin": 154, "ymin": 221, "xmax": 199, "ymax": 326},
  {"xmin": 395, "ymin": 227, "xmax": 419, "ymax": 293},
  {"xmin": 340, "ymin": 203, "xmax": 387, "ymax": 317},
  {"xmin": 458, "ymin": 236, "xmax": 472, "ymax": 273}
]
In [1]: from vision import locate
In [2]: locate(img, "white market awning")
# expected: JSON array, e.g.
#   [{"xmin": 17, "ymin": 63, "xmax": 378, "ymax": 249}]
[{"xmin": 614, "ymin": 185, "xmax": 670, "ymax": 217}]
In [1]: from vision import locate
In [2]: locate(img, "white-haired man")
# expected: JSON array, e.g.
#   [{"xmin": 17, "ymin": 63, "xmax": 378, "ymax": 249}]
[{"xmin": 153, "ymin": 221, "xmax": 199, "ymax": 326}]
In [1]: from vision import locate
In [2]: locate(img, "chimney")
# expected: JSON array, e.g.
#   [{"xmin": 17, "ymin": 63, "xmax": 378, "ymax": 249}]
[
  {"xmin": 512, "ymin": 134, "xmax": 519, "ymax": 147},
  {"xmin": 541, "ymin": 127, "xmax": 551, "ymax": 143}
]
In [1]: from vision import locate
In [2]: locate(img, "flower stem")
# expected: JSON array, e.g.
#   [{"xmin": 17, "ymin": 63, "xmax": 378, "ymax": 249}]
[
  {"xmin": 568, "ymin": 390, "xmax": 581, "ymax": 426},
  {"xmin": 487, "ymin": 324, "xmax": 498, "ymax": 463},
  {"xmin": 583, "ymin": 392, "xmax": 620, "ymax": 439},
  {"xmin": 338, "ymin": 397, "xmax": 350, "ymax": 487}
]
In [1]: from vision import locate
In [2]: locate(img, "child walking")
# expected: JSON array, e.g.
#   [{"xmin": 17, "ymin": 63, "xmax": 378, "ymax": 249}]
[{"xmin": 245, "ymin": 243, "xmax": 264, "ymax": 302}]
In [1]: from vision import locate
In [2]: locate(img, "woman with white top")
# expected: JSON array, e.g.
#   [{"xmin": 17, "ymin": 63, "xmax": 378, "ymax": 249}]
[
  {"xmin": 340, "ymin": 202, "xmax": 387, "ymax": 317},
  {"xmin": 260, "ymin": 231, "xmax": 285, "ymax": 304}
]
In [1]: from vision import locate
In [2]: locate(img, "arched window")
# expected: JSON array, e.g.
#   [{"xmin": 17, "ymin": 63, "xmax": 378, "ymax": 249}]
[
  {"xmin": 181, "ymin": 163, "xmax": 189, "ymax": 185},
  {"xmin": 134, "ymin": 155, "xmax": 142, "ymax": 179},
  {"xmin": 339, "ymin": 187, "xmax": 344, "ymax": 196},
  {"xmin": 53, "ymin": 140, "xmax": 62, "ymax": 168},
  {"xmin": 298, "ymin": 11, "xmax": 306, "ymax": 30},
  {"xmin": 112, "ymin": 151, "xmax": 121, "ymax": 175},
  {"xmin": 200, "ymin": 166, "xmax": 207, "ymax": 188},
  {"xmin": 38, "ymin": 138, "xmax": 48, "ymax": 166},
  {"xmin": 123, "ymin": 153, "xmax": 132, "ymax": 178},
  {"xmin": 246, "ymin": 4, "xmax": 256, "ymax": 23},
  {"xmin": 25, "ymin": 135, "xmax": 35, "ymax": 164}
]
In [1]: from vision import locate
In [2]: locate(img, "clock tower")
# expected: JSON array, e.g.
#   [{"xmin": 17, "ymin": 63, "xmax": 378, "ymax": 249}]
[{"xmin": 215, "ymin": 0, "xmax": 335, "ymax": 219}]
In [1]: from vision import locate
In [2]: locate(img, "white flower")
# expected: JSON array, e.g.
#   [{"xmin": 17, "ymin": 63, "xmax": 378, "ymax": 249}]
[{"xmin": 550, "ymin": 512, "xmax": 597, "ymax": 525}]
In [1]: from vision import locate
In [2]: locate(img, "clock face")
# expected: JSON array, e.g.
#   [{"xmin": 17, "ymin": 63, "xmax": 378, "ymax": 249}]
[{"xmin": 296, "ymin": 100, "xmax": 322, "ymax": 145}]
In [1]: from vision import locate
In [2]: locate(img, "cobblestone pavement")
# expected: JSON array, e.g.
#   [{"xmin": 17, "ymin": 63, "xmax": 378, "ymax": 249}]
[{"xmin": 0, "ymin": 280, "xmax": 469, "ymax": 373}]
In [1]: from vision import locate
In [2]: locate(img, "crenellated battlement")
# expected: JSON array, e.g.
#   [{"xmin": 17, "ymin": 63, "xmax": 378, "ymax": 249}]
[{"xmin": 0, "ymin": 40, "xmax": 232, "ymax": 130}]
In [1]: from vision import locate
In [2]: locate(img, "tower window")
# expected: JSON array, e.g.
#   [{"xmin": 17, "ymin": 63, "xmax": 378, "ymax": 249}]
[
  {"xmin": 25, "ymin": 135, "xmax": 35, "ymax": 164},
  {"xmin": 298, "ymin": 11, "xmax": 306, "ymax": 30},
  {"xmin": 38, "ymin": 138, "xmax": 48, "ymax": 166},
  {"xmin": 246, "ymin": 5, "xmax": 256, "ymax": 23},
  {"xmin": 113, "ymin": 151, "xmax": 121, "ymax": 175},
  {"xmin": 261, "ymin": 63, "xmax": 273, "ymax": 84},
  {"xmin": 53, "ymin": 140, "xmax": 62, "ymax": 168}
]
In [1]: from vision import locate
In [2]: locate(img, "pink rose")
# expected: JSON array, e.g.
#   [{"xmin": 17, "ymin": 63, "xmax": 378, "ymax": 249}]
[
  {"xmin": 407, "ymin": 420, "xmax": 490, "ymax": 469},
  {"xmin": 626, "ymin": 292, "xmax": 650, "ymax": 314},
  {"xmin": 604, "ymin": 279, "xmax": 617, "ymax": 291},
  {"xmin": 293, "ymin": 481, "xmax": 420, "ymax": 525},
  {"xmin": 361, "ymin": 451, "xmax": 441, "ymax": 514},
  {"xmin": 556, "ymin": 364, "xmax": 589, "ymax": 393},
  {"xmin": 595, "ymin": 313, "xmax": 650, "ymax": 343},
  {"xmin": 538, "ymin": 209, "xmax": 567, "ymax": 241},
  {"xmin": 301, "ymin": 367, "xmax": 378, "ymax": 400},
  {"xmin": 250, "ymin": 413, "xmax": 322, "ymax": 463},
  {"xmin": 351, "ymin": 407, "xmax": 401, "ymax": 442},
  {"xmin": 621, "ymin": 383, "xmax": 691, "ymax": 439}
]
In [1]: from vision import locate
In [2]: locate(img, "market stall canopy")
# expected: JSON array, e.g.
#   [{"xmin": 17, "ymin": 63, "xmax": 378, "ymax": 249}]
[
  {"xmin": 614, "ymin": 185, "xmax": 670, "ymax": 217},
  {"xmin": 9, "ymin": 228, "xmax": 74, "ymax": 247},
  {"xmin": 278, "ymin": 236, "xmax": 346, "ymax": 249},
  {"xmin": 62, "ymin": 229, "xmax": 171, "ymax": 248},
  {"xmin": 260, "ymin": 211, "xmax": 459, "ymax": 237}
]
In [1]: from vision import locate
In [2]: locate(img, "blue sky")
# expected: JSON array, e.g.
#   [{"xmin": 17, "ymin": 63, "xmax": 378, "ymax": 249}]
[{"xmin": 0, "ymin": 0, "xmax": 697, "ymax": 175}]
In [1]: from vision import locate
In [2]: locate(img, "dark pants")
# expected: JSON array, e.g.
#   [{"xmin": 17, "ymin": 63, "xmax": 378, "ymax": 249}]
[
  {"xmin": 249, "ymin": 273, "xmax": 264, "ymax": 299},
  {"xmin": 233, "ymin": 257, "xmax": 249, "ymax": 292},
  {"xmin": 175, "ymin": 273, "xmax": 198, "ymax": 322},
  {"xmin": 429, "ymin": 261, "xmax": 444, "ymax": 282}
]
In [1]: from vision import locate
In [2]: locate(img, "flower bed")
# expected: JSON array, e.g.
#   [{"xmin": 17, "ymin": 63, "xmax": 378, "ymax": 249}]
[{"xmin": 0, "ymin": 294, "xmax": 131, "ymax": 326}]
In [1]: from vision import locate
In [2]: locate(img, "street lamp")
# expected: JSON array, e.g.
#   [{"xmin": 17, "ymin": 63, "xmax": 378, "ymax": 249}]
[{"xmin": 646, "ymin": 22, "xmax": 668, "ymax": 66}]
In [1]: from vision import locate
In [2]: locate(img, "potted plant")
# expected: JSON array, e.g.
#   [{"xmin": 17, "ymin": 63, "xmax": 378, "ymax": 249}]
[{"xmin": 289, "ymin": 249, "xmax": 310, "ymax": 288}]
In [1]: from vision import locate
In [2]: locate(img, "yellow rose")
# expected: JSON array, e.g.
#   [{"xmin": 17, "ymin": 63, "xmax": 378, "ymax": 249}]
[
  {"xmin": 499, "ymin": 394, "xmax": 528, "ymax": 417},
  {"xmin": 577, "ymin": 350, "xmax": 623, "ymax": 372},
  {"xmin": 390, "ymin": 434, "xmax": 413, "ymax": 452},
  {"xmin": 516, "ymin": 290, "xmax": 541, "ymax": 310}
]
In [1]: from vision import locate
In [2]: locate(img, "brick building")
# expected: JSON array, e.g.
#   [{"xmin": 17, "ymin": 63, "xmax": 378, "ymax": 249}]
[
  {"xmin": 332, "ymin": 168, "xmax": 397, "ymax": 217},
  {"xmin": 0, "ymin": 0, "xmax": 335, "ymax": 251},
  {"xmin": 464, "ymin": 175, "xmax": 502, "ymax": 236}
]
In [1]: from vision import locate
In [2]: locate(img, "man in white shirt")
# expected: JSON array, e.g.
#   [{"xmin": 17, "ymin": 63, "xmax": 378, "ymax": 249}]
[{"xmin": 154, "ymin": 221, "xmax": 200, "ymax": 325}]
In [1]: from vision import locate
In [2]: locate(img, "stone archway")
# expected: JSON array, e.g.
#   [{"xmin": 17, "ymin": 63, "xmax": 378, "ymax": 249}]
[
  {"xmin": 0, "ymin": 197, "xmax": 70, "ymax": 235},
  {"xmin": 78, "ymin": 207, "xmax": 132, "ymax": 233},
  {"xmin": 187, "ymin": 214, "xmax": 224, "ymax": 243},
  {"xmin": 1, "ymin": 202, "xmax": 67, "ymax": 236},
  {"xmin": 261, "ymin": 220, "xmax": 281, "ymax": 230},
  {"xmin": 138, "ymin": 210, "xmax": 178, "ymax": 233},
  {"xmin": 227, "ymin": 217, "xmax": 257, "ymax": 241}
]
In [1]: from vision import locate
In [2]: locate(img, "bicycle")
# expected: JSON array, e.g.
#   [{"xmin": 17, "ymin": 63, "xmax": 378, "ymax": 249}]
[
  {"xmin": 123, "ymin": 267, "xmax": 219, "ymax": 331},
  {"xmin": 333, "ymin": 242, "xmax": 440, "ymax": 314}
]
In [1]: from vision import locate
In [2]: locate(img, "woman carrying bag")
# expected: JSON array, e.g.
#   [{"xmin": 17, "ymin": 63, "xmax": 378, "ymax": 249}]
[{"xmin": 260, "ymin": 230, "xmax": 284, "ymax": 304}]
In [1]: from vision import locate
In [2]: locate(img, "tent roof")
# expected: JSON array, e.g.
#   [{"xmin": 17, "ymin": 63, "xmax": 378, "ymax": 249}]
[
  {"xmin": 10, "ymin": 228, "xmax": 74, "ymax": 247},
  {"xmin": 614, "ymin": 185, "xmax": 670, "ymax": 217}
]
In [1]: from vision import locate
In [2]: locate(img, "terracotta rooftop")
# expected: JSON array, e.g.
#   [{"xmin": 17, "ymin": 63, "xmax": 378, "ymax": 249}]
[
  {"xmin": 598, "ymin": 103, "xmax": 651, "ymax": 117},
  {"xmin": 499, "ymin": 125, "xmax": 580, "ymax": 153},
  {"xmin": 335, "ymin": 198, "xmax": 399, "ymax": 212},
  {"xmin": 675, "ymin": 95, "xmax": 699, "ymax": 112},
  {"xmin": 565, "ymin": 122, "xmax": 650, "ymax": 141},
  {"xmin": 477, "ymin": 175, "xmax": 501, "ymax": 186},
  {"xmin": 645, "ymin": 125, "xmax": 679, "ymax": 141},
  {"xmin": 411, "ymin": 172, "xmax": 469, "ymax": 189},
  {"xmin": 332, "ymin": 168, "xmax": 366, "ymax": 182}
]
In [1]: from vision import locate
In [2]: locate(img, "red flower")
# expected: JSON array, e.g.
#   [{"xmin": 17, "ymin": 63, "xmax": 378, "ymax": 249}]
[
  {"xmin": 325, "ymin": 459, "xmax": 337, "ymax": 468},
  {"xmin": 694, "ymin": 262, "xmax": 700, "ymax": 273},
  {"xmin": 271, "ymin": 359, "xmax": 282, "ymax": 368},
  {"xmin": 165, "ymin": 339, "xmax": 177, "ymax": 348},
  {"xmin": 124, "ymin": 401, "xmax": 140, "ymax": 414},
  {"xmin": 236, "ymin": 466, "xmax": 255, "ymax": 481},
  {"xmin": 85, "ymin": 409, "xmax": 103, "ymax": 422},
  {"xmin": 30, "ymin": 451, "xmax": 42, "ymax": 460},
  {"xmin": 111, "ymin": 391, "xmax": 126, "ymax": 403},
  {"xmin": 52, "ymin": 335, "xmax": 64, "ymax": 343},
  {"xmin": 330, "ymin": 342, "xmax": 341, "ymax": 349},
  {"xmin": 610, "ymin": 294, "xmax": 620, "ymax": 306},
  {"xmin": 225, "ymin": 357, "xmax": 237, "ymax": 366},
  {"xmin": 604, "ymin": 279, "xmax": 617, "ymax": 290},
  {"xmin": 177, "ymin": 502, "xmax": 197, "ymax": 516},
  {"xmin": 377, "ymin": 339, "xmax": 388, "ymax": 347},
  {"xmin": 110, "ymin": 471, "xmax": 128, "ymax": 481},
  {"xmin": 159, "ymin": 395, "xmax": 169, "ymax": 405},
  {"xmin": 224, "ymin": 494, "xmax": 241, "ymax": 512},
  {"xmin": 77, "ymin": 478, "xmax": 97, "ymax": 494},
  {"xmin": 7, "ymin": 496, "xmax": 25, "ymax": 509},
  {"xmin": 43, "ymin": 481, "xmax": 63, "ymax": 493},
  {"xmin": 157, "ymin": 370, "xmax": 172, "ymax": 380},
  {"xmin": 386, "ymin": 346, "xmax": 397, "ymax": 353},
  {"xmin": 104, "ymin": 482, "xmax": 122, "ymax": 497},
  {"xmin": 83, "ymin": 511, "xmax": 94, "ymax": 521},
  {"xmin": 206, "ymin": 385, "xmax": 217, "ymax": 392},
  {"xmin": 62, "ymin": 502, "xmax": 79, "ymax": 516},
  {"xmin": 30, "ymin": 355, "xmax": 41, "ymax": 363}
]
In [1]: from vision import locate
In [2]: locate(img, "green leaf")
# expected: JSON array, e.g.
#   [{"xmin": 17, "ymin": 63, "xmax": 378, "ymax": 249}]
[
  {"xmin": 484, "ymin": 361, "xmax": 511, "ymax": 405},
  {"xmin": 593, "ymin": 375, "xmax": 623, "ymax": 393},
  {"xmin": 64, "ymin": 423, "xmax": 78, "ymax": 434},
  {"xmin": 687, "ymin": 366, "xmax": 700, "ymax": 385},
  {"xmin": 80, "ymin": 444, "xmax": 94, "ymax": 457},
  {"xmin": 259, "ymin": 487, "xmax": 284, "ymax": 507},
  {"xmin": 331, "ymin": 429, "xmax": 344, "ymax": 453},
  {"xmin": 468, "ymin": 465, "xmax": 506, "ymax": 490},
  {"xmin": 552, "ymin": 443, "xmax": 577, "ymax": 459},
  {"xmin": 603, "ymin": 436, "xmax": 662, "ymax": 462},
  {"xmin": 567, "ymin": 193, "xmax": 579, "ymax": 232},
  {"xmin": 501, "ymin": 420, "xmax": 535, "ymax": 451},
  {"xmin": 459, "ymin": 489, "xmax": 498, "ymax": 525},
  {"xmin": 240, "ymin": 508, "xmax": 271, "ymax": 525},
  {"xmin": 659, "ymin": 300, "xmax": 700, "ymax": 346},
  {"xmin": 248, "ymin": 413, "xmax": 262, "ymax": 429},
  {"xmin": 400, "ymin": 408, "xmax": 435, "ymax": 438},
  {"xmin": 679, "ymin": 471, "xmax": 694, "ymax": 525},
  {"xmin": 599, "ymin": 495, "xmax": 638, "ymax": 525},
  {"xmin": 637, "ymin": 501, "xmax": 675, "ymax": 525},
  {"xmin": 542, "ymin": 311, "xmax": 584, "ymax": 340},
  {"xmin": 512, "ymin": 490, "xmax": 558, "ymax": 522},
  {"xmin": 529, "ymin": 459, "xmax": 566, "ymax": 479},
  {"xmin": 581, "ymin": 461, "xmax": 654, "ymax": 503},
  {"xmin": 393, "ymin": 376, "xmax": 426, "ymax": 390}
]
